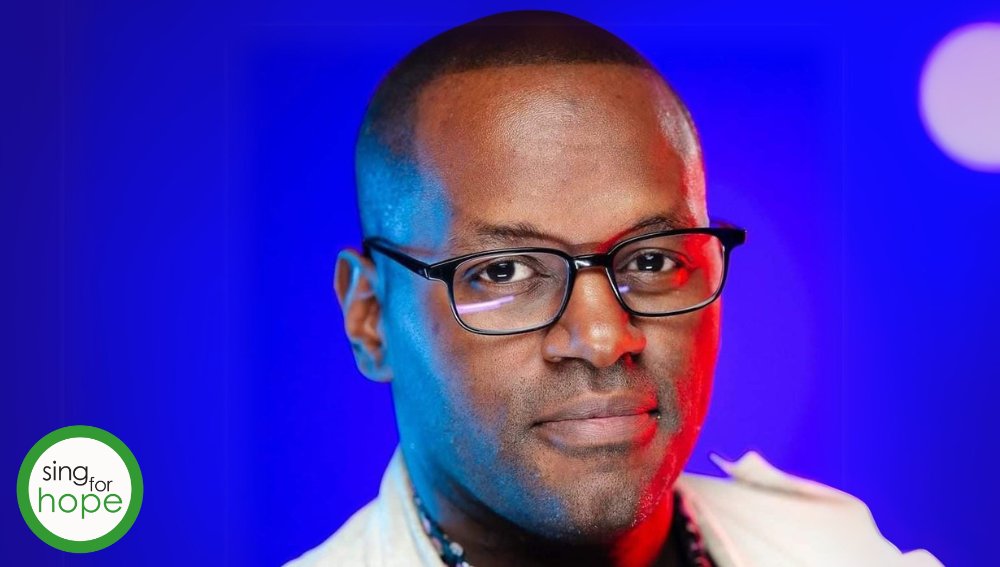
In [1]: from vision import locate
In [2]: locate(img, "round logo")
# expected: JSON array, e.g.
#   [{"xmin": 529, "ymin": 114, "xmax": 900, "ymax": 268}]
[{"xmin": 16, "ymin": 426, "xmax": 143, "ymax": 553}]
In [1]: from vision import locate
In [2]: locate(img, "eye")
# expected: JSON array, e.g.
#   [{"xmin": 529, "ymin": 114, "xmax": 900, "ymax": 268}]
[
  {"xmin": 625, "ymin": 251, "xmax": 679, "ymax": 273},
  {"xmin": 474, "ymin": 259, "xmax": 537, "ymax": 284}
]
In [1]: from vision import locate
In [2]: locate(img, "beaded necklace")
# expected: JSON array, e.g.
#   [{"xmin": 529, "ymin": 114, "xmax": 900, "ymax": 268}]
[{"xmin": 413, "ymin": 489, "xmax": 715, "ymax": 567}]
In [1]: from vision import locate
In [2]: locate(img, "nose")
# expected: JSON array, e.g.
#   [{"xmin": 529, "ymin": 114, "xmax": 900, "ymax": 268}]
[{"xmin": 541, "ymin": 268, "xmax": 646, "ymax": 367}]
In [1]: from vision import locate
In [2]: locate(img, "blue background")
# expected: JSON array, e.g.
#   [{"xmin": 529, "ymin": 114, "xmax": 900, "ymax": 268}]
[{"xmin": 3, "ymin": 1, "xmax": 998, "ymax": 565}]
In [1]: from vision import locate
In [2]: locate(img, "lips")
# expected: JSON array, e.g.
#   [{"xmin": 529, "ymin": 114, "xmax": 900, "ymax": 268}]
[
  {"xmin": 533, "ymin": 393, "xmax": 659, "ymax": 452},
  {"xmin": 536, "ymin": 393, "xmax": 657, "ymax": 422}
]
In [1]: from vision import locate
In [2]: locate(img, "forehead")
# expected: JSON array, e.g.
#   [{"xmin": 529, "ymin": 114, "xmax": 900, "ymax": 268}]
[{"xmin": 410, "ymin": 63, "xmax": 705, "ymax": 255}]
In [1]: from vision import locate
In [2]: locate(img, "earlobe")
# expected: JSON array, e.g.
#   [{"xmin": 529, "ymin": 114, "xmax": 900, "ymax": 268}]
[{"xmin": 334, "ymin": 249, "xmax": 393, "ymax": 383}]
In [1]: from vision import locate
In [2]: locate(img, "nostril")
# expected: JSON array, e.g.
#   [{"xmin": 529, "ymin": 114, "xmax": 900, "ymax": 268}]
[{"xmin": 622, "ymin": 352, "xmax": 638, "ymax": 369}]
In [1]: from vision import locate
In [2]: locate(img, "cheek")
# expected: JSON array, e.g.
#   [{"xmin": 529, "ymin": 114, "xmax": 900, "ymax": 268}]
[
  {"xmin": 388, "ymin": 277, "xmax": 535, "ymax": 437},
  {"xmin": 384, "ymin": 278, "xmax": 462, "ymax": 434},
  {"xmin": 677, "ymin": 304, "xmax": 720, "ymax": 425},
  {"xmin": 645, "ymin": 303, "xmax": 720, "ymax": 426},
  {"xmin": 435, "ymin": 328, "xmax": 544, "ymax": 434}
]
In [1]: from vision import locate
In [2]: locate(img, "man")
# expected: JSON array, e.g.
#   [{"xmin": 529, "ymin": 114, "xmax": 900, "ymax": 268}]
[{"xmin": 288, "ymin": 10, "xmax": 944, "ymax": 567}]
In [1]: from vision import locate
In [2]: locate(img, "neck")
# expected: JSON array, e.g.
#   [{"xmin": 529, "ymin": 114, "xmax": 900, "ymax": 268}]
[{"xmin": 410, "ymin": 476, "xmax": 680, "ymax": 567}]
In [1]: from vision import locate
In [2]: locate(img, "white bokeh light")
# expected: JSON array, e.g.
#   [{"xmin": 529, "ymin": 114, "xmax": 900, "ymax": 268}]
[{"xmin": 919, "ymin": 22, "xmax": 1000, "ymax": 172}]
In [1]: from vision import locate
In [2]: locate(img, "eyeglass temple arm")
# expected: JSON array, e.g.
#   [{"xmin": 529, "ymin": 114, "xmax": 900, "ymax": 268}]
[
  {"xmin": 709, "ymin": 218, "xmax": 748, "ymax": 248},
  {"xmin": 362, "ymin": 238, "xmax": 432, "ymax": 278}
]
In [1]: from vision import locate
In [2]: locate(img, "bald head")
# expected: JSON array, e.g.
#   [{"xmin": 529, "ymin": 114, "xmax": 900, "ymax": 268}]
[{"xmin": 355, "ymin": 10, "xmax": 702, "ymax": 240}]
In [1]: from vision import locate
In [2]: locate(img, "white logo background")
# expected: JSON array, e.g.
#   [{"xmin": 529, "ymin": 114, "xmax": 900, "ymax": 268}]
[{"xmin": 28, "ymin": 437, "xmax": 132, "ymax": 542}]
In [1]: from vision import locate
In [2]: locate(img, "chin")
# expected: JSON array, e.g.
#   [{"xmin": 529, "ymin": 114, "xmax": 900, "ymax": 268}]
[
  {"xmin": 526, "ymin": 453, "xmax": 669, "ymax": 543},
  {"xmin": 539, "ymin": 481, "xmax": 655, "ymax": 543}
]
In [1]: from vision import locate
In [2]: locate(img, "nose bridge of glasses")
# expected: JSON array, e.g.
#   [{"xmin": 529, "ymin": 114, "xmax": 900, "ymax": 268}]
[
  {"xmin": 569, "ymin": 253, "xmax": 625, "ymax": 299},
  {"xmin": 571, "ymin": 253, "xmax": 613, "ymax": 271}
]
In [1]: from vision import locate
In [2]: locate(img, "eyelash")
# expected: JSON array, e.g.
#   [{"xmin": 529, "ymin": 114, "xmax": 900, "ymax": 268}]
[
  {"xmin": 461, "ymin": 257, "xmax": 543, "ymax": 282},
  {"xmin": 618, "ymin": 249, "xmax": 688, "ymax": 270}
]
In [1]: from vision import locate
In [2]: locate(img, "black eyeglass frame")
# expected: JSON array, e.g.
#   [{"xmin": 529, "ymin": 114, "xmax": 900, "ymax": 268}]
[{"xmin": 361, "ymin": 223, "xmax": 747, "ymax": 336}]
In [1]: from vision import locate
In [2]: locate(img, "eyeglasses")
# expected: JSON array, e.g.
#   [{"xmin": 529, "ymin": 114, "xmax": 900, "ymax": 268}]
[{"xmin": 362, "ymin": 222, "xmax": 747, "ymax": 336}]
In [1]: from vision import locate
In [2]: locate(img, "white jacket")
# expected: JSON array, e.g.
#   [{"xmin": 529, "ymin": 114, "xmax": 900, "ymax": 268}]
[{"xmin": 285, "ymin": 448, "xmax": 944, "ymax": 567}]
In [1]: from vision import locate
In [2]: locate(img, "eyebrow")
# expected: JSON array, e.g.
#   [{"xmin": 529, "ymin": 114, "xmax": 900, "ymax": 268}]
[{"xmin": 452, "ymin": 212, "xmax": 700, "ymax": 253}]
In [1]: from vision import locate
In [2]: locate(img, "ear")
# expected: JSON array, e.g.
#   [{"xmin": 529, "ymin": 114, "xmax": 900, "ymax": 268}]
[{"xmin": 334, "ymin": 249, "xmax": 392, "ymax": 383}]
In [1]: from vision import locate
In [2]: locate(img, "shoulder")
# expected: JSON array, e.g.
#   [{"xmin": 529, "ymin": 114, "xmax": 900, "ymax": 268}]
[
  {"xmin": 282, "ymin": 500, "xmax": 378, "ymax": 567},
  {"xmin": 282, "ymin": 448, "xmax": 432, "ymax": 567},
  {"xmin": 676, "ymin": 451, "xmax": 945, "ymax": 567}
]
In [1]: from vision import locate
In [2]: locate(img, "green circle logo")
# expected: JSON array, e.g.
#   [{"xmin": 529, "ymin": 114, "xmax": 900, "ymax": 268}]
[{"xmin": 16, "ymin": 426, "xmax": 143, "ymax": 553}]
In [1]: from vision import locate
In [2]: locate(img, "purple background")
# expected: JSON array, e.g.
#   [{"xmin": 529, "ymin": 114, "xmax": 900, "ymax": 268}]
[{"xmin": 3, "ymin": 1, "xmax": 999, "ymax": 566}]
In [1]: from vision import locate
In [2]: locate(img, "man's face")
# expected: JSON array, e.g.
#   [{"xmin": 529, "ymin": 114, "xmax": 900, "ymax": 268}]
[{"xmin": 379, "ymin": 64, "xmax": 718, "ymax": 541}]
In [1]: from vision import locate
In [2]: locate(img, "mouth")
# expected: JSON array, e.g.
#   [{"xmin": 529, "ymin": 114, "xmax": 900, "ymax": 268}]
[{"xmin": 533, "ymin": 393, "xmax": 660, "ymax": 453}]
